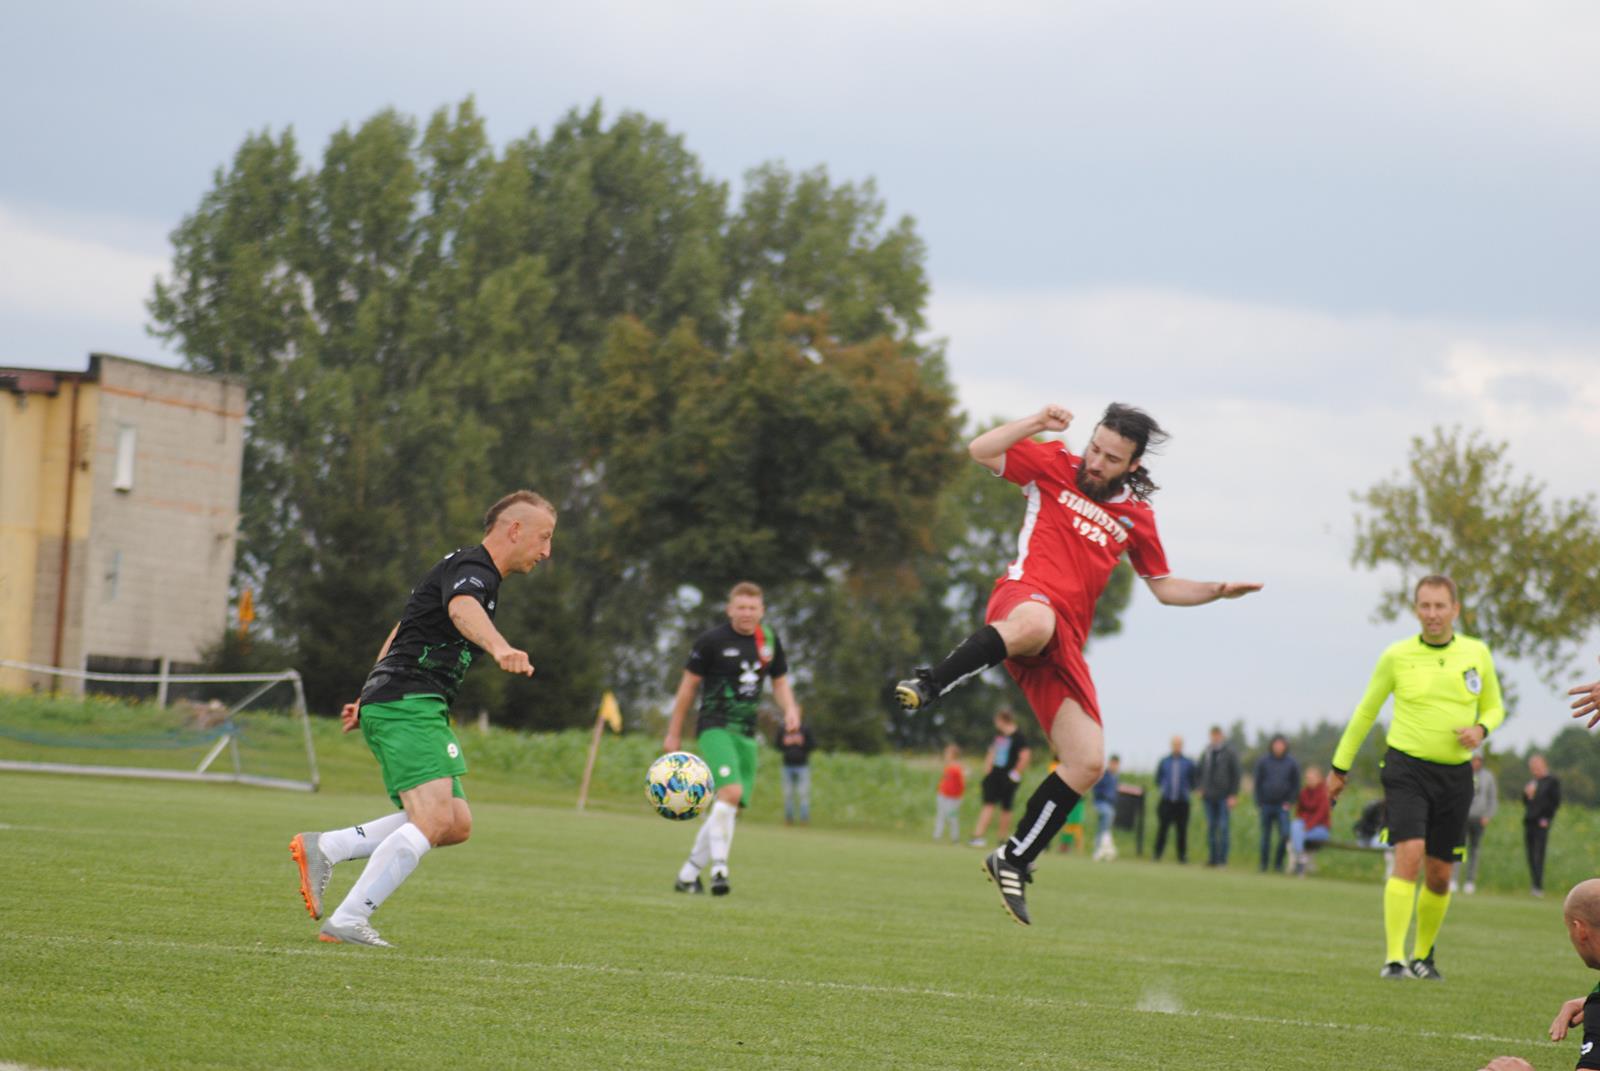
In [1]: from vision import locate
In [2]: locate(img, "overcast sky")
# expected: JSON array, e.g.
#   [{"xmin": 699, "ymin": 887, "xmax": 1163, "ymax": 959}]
[{"xmin": 4, "ymin": 1, "xmax": 1596, "ymax": 766}]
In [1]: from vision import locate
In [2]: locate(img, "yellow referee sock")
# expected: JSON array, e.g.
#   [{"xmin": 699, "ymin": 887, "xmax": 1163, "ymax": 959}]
[
  {"xmin": 1414, "ymin": 885, "xmax": 1451, "ymax": 960},
  {"xmin": 1384, "ymin": 877, "xmax": 1415, "ymax": 963}
]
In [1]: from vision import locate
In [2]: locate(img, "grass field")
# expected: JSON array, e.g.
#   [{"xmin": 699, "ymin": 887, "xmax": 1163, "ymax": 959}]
[{"xmin": 2, "ymin": 768, "xmax": 1592, "ymax": 1071}]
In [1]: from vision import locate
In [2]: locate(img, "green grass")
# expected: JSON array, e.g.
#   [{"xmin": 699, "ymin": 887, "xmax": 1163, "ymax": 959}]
[{"xmin": 1, "ymin": 771, "xmax": 1593, "ymax": 1070}]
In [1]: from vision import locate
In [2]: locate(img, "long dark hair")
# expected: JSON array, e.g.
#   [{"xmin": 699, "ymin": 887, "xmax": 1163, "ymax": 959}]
[{"xmin": 1098, "ymin": 402, "xmax": 1168, "ymax": 501}]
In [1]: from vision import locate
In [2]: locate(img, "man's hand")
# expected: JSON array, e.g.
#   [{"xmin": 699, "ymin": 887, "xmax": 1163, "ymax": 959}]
[
  {"xmin": 1455, "ymin": 724, "xmax": 1487, "ymax": 749},
  {"xmin": 340, "ymin": 701, "xmax": 361, "ymax": 734},
  {"xmin": 1217, "ymin": 581, "xmax": 1264, "ymax": 600},
  {"xmin": 1571, "ymin": 657, "xmax": 1600, "ymax": 727},
  {"xmin": 1478, "ymin": 1058, "xmax": 1534, "ymax": 1071},
  {"xmin": 1009, "ymin": 768, "xmax": 1023, "ymax": 783},
  {"xmin": 493, "ymin": 646, "xmax": 534, "ymax": 676},
  {"xmin": 662, "ymin": 730, "xmax": 681, "ymax": 753},
  {"xmin": 784, "ymin": 706, "xmax": 802, "ymax": 734},
  {"xmin": 1226, "ymin": 795, "xmax": 1236, "ymax": 809},
  {"xmin": 1327, "ymin": 771, "xmax": 1347, "ymax": 802},
  {"xmin": 1036, "ymin": 404, "xmax": 1072, "ymax": 433},
  {"xmin": 1550, "ymin": 996, "xmax": 1586, "ymax": 1041}
]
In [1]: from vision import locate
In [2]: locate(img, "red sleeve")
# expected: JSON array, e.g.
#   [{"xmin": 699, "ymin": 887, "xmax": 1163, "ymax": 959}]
[
  {"xmin": 998, "ymin": 438, "xmax": 1055, "ymax": 488},
  {"xmin": 1127, "ymin": 509, "xmax": 1170, "ymax": 579}
]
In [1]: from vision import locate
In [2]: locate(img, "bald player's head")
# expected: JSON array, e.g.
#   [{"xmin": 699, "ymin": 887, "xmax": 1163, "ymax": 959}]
[{"xmin": 1564, "ymin": 880, "xmax": 1600, "ymax": 969}]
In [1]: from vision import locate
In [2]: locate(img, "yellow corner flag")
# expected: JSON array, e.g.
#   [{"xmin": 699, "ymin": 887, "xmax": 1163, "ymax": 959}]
[{"xmin": 599, "ymin": 691, "xmax": 622, "ymax": 734}]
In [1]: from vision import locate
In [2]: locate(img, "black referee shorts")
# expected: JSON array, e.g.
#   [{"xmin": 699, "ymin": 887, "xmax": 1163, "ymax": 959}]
[{"xmin": 1380, "ymin": 747, "xmax": 1473, "ymax": 862}]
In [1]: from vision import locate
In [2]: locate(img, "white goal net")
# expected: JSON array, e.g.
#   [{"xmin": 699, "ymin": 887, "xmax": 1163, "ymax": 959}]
[{"xmin": 0, "ymin": 659, "xmax": 319, "ymax": 791}]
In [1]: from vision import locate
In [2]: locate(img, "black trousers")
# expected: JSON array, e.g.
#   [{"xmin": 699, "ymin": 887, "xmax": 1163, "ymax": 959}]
[
  {"xmin": 1155, "ymin": 798, "xmax": 1190, "ymax": 862},
  {"xmin": 1525, "ymin": 822, "xmax": 1551, "ymax": 890}
]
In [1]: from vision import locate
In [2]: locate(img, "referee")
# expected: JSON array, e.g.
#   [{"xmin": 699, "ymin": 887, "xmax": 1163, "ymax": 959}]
[{"xmin": 1328, "ymin": 574, "xmax": 1505, "ymax": 982}]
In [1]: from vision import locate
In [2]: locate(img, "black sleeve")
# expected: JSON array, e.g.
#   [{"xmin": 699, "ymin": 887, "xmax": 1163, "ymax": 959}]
[
  {"xmin": 1553, "ymin": 779, "xmax": 1563, "ymax": 816},
  {"xmin": 1578, "ymin": 994, "xmax": 1600, "ymax": 1069},
  {"xmin": 441, "ymin": 558, "xmax": 500, "ymax": 610},
  {"xmin": 686, "ymin": 630, "xmax": 715, "ymax": 675},
  {"xmin": 803, "ymin": 725, "xmax": 816, "ymax": 754},
  {"xmin": 768, "ymin": 631, "xmax": 789, "ymax": 678},
  {"xmin": 1227, "ymin": 752, "xmax": 1242, "ymax": 796}
]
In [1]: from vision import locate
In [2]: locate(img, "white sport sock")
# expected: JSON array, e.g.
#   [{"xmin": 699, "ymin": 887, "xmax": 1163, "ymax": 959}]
[
  {"xmin": 329, "ymin": 822, "xmax": 431, "ymax": 923},
  {"xmin": 319, "ymin": 811, "xmax": 410, "ymax": 864},
  {"xmin": 681, "ymin": 812, "xmax": 716, "ymax": 882},
  {"xmin": 707, "ymin": 800, "xmax": 738, "ymax": 876}
]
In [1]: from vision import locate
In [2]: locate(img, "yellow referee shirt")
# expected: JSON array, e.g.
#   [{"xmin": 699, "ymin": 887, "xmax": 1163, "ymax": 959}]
[{"xmin": 1333, "ymin": 633, "xmax": 1506, "ymax": 771}]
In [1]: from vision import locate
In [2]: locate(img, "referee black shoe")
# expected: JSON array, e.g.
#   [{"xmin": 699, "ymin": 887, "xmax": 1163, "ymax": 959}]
[
  {"xmin": 894, "ymin": 669, "xmax": 938, "ymax": 713},
  {"xmin": 1408, "ymin": 955, "xmax": 1443, "ymax": 981},
  {"xmin": 673, "ymin": 877, "xmax": 704, "ymax": 894},
  {"xmin": 1379, "ymin": 961, "xmax": 1407, "ymax": 980},
  {"xmin": 983, "ymin": 849, "xmax": 1032, "ymax": 926}
]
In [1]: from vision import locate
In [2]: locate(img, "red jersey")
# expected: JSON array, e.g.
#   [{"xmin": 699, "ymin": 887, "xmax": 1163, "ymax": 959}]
[
  {"xmin": 997, "ymin": 438, "xmax": 1171, "ymax": 640},
  {"xmin": 1296, "ymin": 784, "xmax": 1331, "ymax": 831},
  {"xmin": 938, "ymin": 762, "xmax": 965, "ymax": 799}
]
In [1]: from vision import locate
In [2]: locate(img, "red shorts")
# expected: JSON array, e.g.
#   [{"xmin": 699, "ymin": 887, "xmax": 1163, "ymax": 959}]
[{"xmin": 985, "ymin": 579, "xmax": 1101, "ymax": 733}]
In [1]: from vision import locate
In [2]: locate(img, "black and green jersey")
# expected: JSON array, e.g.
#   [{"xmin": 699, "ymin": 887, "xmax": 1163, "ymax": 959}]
[
  {"xmin": 360, "ymin": 545, "xmax": 502, "ymax": 707},
  {"xmin": 1579, "ymin": 982, "xmax": 1600, "ymax": 1069},
  {"xmin": 686, "ymin": 621, "xmax": 788, "ymax": 738}
]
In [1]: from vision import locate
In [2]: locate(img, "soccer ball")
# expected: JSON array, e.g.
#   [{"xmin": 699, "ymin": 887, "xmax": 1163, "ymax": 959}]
[{"xmin": 645, "ymin": 751, "xmax": 716, "ymax": 820}]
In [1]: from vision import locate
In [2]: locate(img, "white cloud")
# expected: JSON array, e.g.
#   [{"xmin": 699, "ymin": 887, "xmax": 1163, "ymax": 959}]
[{"xmin": 0, "ymin": 202, "xmax": 168, "ymax": 326}]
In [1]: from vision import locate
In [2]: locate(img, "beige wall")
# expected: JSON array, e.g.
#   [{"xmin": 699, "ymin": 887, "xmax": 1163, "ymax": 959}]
[
  {"xmin": 0, "ymin": 377, "xmax": 95, "ymax": 691},
  {"xmin": 0, "ymin": 355, "xmax": 243, "ymax": 692},
  {"xmin": 80, "ymin": 356, "xmax": 245, "ymax": 666}
]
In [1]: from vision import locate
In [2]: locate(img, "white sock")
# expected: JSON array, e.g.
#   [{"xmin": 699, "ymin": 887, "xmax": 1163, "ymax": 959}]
[
  {"xmin": 319, "ymin": 811, "xmax": 410, "ymax": 864},
  {"xmin": 707, "ymin": 800, "xmax": 738, "ymax": 876},
  {"xmin": 330, "ymin": 822, "xmax": 431, "ymax": 923},
  {"xmin": 681, "ymin": 813, "xmax": 716, "ymax": 882}
]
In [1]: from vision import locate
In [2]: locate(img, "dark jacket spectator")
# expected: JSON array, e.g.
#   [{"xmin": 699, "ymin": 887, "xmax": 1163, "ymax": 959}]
[
  {"xmin": 1196, "ymin": 739, "xmax": 1241, "ymax": 803},
  {"xmin": 1253, "ymin": 748, "xmax": 1302, "ymax": 808},
  {"xmin": 1524, "ymin": 769, "xmax": 1561, "ymax": 827},
  {"xmin": 775, "ymin": 724, "xmax": 816, "ymax": 768},
  {"xmin": 1155, "ymin": 752, "xmax": 1197, "ymax": 802}
]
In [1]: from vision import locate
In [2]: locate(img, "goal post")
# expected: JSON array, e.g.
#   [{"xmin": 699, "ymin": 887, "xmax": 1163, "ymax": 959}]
[{"xmin": 0, "ymin": 658, "xmax": 319, "ymax": 792}]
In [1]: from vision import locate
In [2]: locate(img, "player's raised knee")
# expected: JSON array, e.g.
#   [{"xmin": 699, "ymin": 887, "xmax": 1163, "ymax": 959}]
[{"xmin": 717, "ymin": 783, "xmax": 744, "ymax": 806}]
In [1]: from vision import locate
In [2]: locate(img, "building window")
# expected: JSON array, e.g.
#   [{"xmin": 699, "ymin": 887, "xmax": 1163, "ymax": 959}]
[{"xmin": 114, "ymin": 425, "xmax": 136, "ymax": 492}]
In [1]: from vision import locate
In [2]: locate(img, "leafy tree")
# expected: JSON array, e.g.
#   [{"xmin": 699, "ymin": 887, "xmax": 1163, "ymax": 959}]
[{"xmin": 1352, "ymin": 427, "xmax": 1600, "ymax": 703}]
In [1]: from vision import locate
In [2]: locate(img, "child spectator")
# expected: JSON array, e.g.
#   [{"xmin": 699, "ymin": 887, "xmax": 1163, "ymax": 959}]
[
  {"xmin": 933, "ymin": 744, "xmax": 965, "ymax": 844},
  {"xmin": 1290, "ymin": 766, "xmax": 1332, "ymax": 876}
]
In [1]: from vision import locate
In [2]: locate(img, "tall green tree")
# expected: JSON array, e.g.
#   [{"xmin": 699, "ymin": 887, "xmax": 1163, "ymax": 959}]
[{"xmin": 1351, "ymin": 427, "xmax": 1600, "ymax": 702}]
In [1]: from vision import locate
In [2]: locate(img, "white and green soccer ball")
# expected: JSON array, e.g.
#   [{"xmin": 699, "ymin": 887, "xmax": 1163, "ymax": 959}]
[{"xmin": 646, "ymin": 751, "xmax": 716, "ymax": 820}]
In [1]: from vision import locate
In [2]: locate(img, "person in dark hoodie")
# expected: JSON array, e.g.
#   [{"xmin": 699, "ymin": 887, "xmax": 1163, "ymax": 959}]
[
  {"xmin": 1524, "ymin": 753, "xmax": 1562, "ymax": 898},
  {"xmin": 1253, "ymin": 734, "xmax": 1301, "ymax": 873}
]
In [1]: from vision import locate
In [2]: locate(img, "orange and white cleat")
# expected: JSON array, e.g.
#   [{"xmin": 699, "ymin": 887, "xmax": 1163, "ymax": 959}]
[
  {"xmin": 318, "ymin": 917, "xmax": 392, "ymax": 947},
  {"xmin": 289, "ymin": 832, "xmax": 333, "ymax": 920}
]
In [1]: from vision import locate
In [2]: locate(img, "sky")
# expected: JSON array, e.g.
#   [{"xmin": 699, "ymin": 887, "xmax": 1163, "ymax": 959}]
[{"xmin": 3, "ymin": 0, "xmax": 1597, "ymax": 766}]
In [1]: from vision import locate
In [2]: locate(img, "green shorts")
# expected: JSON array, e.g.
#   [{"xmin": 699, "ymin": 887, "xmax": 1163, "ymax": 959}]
[
  {"xmin": 697, "ymin": 727, "xmax": 758, "ymax": 807},
  {"xmin": 360, "ymin": 695, "xmax": 468, "ymax": 809}
]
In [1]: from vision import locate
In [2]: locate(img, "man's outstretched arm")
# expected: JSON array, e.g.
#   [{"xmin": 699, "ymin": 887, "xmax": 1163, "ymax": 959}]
[
  {"xmin": 969, "ymin": 405, "xmax": 1072, "ymax": 474},
  {"xmin": 1144, "ymin": 577, "xmax": 1263, "ymax": 606}
]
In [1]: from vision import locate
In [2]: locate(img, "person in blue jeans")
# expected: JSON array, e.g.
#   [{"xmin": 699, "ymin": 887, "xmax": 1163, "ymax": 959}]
[
  {"xmin": 1254, "ymin": 734, "xmax": 1301, "ymax": 873},
  {"xmin": 1092, "ymin": 754, "xmax": 1121, "ymax": 860},
  {"xmin": 1196, "ymin": 726, "xmax": 1241, "ymax": 866},
  {"xmin": 775, "ymin": 723, "xmax": 816, "ymax": 824}
]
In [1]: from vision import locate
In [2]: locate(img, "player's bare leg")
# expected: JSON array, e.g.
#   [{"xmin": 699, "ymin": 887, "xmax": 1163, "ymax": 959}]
[
  {"xmin": 984, "ymin": 699, "xmax": 1103, "ymax": 925},
  {"xmin": 968, "ymin": 802, "xmax": 997, "ymax": 845},
  {"xmin": 897, "ymin": 601, "xmax": 1056, "ymax": 711}
]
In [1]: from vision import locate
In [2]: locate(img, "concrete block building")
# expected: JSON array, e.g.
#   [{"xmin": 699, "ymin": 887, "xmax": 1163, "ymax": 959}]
[{"xmin": 0, "ymin": 354, "xmax": 245, "ymax": 691}]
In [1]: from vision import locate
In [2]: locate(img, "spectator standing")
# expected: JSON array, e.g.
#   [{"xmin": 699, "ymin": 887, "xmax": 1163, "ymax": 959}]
[
  {"xmin": 1092, "ymin": 754, "xmax": 1121, "ymax": 862},
  {"xmin": 1454, "ymin": 753, "xmax": 1497, "ymax": 894},
  {"xmin": 1153, "ymin": 735, "xmax": 1197, "ymax": 863},
  {"xmin": 1290, "ymin": 766, "xmax": 1332, "ymax": 876},
  {"xmin": 1254, "ymin": 734, "xmax": 1302, "ymax": 873},
  {"xmin": 776, "ymin": 722, "xmax": 817, "ymax": 825},
  {"xmin": 1523, "ymin": 753, "xmax": 1562, "ymax": 897},
  {"xmin": 933, "ymin": 745, "xmax": 965, "ymax": 844},
  {"xmin": 1196, "ymin": 726, "xmax": 1241, "ymax": 867},
  {"xmin": 968, "ymin": 710, "xmax": 1032, "ymax": 847}
]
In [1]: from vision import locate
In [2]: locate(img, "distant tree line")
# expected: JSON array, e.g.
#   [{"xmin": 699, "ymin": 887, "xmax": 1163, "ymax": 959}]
[{"xmin": 157, "ymin": 98, "xmax": 1132, "ymax": 752}]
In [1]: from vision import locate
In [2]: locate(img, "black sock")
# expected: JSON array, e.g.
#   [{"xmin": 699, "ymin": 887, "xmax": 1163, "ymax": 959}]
[
  {"xmin": 1002, "ymin": 774, "xmax": 1081, "ymax": 867},
  {"xmin": 927, "ymin": 625, "xmax": 1008, "ymax": 695}
]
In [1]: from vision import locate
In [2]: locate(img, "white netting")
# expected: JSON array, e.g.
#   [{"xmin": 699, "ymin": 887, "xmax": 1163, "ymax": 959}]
[{"xmin": 0, "ymin": 659, "xmax": 319, "ymax": 791}]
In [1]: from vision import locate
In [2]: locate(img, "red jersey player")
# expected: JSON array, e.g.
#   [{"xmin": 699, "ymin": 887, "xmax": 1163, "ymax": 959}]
[{"xmin": 895, "ymin": 402, "xmax": 1262, "ymax": 925}]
